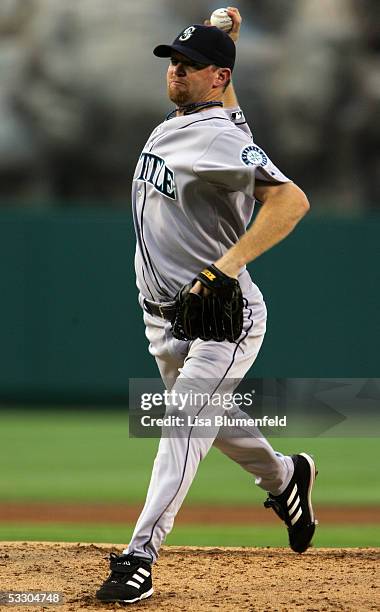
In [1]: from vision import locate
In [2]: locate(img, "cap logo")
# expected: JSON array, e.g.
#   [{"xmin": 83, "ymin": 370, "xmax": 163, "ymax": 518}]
[
  {"xmin": 240, "ymin": 145, "xmax": 268, "ymax": 167},
  {"xmin": 179, "ymin": 26, "xmax": 196, "ymax": 41}
]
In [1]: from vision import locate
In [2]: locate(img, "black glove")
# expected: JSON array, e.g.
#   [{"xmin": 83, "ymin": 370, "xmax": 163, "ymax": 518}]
[{"xmin": 171, "ymin": 264, "xmax": 244, "ymax": 342}]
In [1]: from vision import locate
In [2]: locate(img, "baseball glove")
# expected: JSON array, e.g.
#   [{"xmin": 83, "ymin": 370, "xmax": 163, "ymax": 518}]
[{"xmin": 171, "ymin": 264, "xmax": 244, "ymax": 342}]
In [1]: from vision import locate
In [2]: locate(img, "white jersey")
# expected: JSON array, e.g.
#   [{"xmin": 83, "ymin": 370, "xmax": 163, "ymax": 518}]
[{"xmin": 132, "ymin": 107, "xmax": 290, "ymax": 302}]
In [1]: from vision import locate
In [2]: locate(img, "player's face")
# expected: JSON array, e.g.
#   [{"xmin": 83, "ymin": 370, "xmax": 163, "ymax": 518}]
[{"xmin": 167, "ymin": 53, "xmax": 223, "ymax": 106}]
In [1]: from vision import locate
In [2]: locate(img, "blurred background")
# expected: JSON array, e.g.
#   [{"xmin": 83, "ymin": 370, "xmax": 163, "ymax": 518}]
[
  {"xmin": 0, "ymin": 1, "xmax": 379, "ymax": 548},
  {"xmin": 0, "ymin": 0, "xmax": 379, "ymax": 210}
]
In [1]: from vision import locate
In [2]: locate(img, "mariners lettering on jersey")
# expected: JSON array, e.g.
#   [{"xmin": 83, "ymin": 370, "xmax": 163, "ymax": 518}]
[
  {"xmin": 137, "ymin": 152, "xmax": 177, "ymax": 200},
  {"xmin": 240, "ymin": 145, "xmax": 268, "ymax": 167}
]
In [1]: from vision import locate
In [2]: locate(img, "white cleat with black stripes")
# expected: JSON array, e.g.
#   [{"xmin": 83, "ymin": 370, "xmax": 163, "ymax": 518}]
[
  {"xmin": 96, "ymin": 552, "xmax": 153, "ymax": 603},
  {"xmin": 264, "ymin": 452, "xmax": 318, "ymax": 553}
]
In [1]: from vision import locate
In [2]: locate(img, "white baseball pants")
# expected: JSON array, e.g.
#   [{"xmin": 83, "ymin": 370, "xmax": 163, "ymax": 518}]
[{"xmin": 126, "ymin": 283, "xmax": 294, "ymax": 562}]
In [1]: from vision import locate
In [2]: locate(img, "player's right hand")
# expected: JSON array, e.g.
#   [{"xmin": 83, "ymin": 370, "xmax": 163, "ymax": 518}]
[
  {"xmin": 225, "ymin": 7, "xmax": 242, "ymax": 43},
  {"xmin": 203, "ymin": 6, "xmax": 242, "ymax": 44}
]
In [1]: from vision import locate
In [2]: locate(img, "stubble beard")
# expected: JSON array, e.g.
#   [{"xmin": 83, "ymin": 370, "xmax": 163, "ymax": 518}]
[{"xmin": 167, "ymin": 85, "xmax": 192, "ymax": 107}]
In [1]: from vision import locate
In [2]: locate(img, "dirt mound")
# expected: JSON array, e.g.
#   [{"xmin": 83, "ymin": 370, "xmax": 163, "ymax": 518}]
[{"xmin": 0, "ymin": 542, "xmax": 379, "ymax": 611}]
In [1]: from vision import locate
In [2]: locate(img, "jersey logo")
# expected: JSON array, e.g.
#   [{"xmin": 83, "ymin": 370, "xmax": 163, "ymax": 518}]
[
  {"xmin": 179, "ymin": 26, "xmax": 196, "ymax": 41},
  {"xmin": 240, "ymin": 145, "xmax": 268, "ymax": 167},
  {"xmin": 137, "ymin": 152, "xmax": 177, "ymax": 200}
]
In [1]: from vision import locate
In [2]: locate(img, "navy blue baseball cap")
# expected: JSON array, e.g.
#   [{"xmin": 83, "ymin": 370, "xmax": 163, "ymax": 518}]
[{"xmin": 154, "ymin": 24, "xmax": 236, "ymax": 71}]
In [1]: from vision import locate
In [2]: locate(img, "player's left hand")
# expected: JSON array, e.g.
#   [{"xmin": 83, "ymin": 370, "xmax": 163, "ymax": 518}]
[
  {"xmin": 172, "ymin": 264, "xmax": 244, "ymax": 342},
  {"xmin": 191, "ymin": 255, "xmax": 240, "ymax": 296},
  {"xmin": 204, "ymin": 7, "xmax": 242, "ymax": 44},
  {"xmin": 190, "ymin": 280, "xmax": 207, "ymax": 296}
]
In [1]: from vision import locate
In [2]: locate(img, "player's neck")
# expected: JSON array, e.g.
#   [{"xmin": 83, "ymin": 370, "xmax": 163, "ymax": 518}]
[{"xmin": 166, "ymin": 100, "xmax": 223, "ymax": 120}]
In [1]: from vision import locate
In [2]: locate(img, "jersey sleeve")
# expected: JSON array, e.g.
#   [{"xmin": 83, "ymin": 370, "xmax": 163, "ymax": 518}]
[
  {"xmin": 224, "ymin": 107, "xmax": 253, "ymax": 139},
  {"xmin": 193, "ymin": 130, "xmax": 291, "ymax": 196}
]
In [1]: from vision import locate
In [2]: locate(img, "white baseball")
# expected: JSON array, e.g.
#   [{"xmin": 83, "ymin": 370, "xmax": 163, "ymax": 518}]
[{"xmin": 210, "ymin": 8, "xmax": 233, "ymax": 33}]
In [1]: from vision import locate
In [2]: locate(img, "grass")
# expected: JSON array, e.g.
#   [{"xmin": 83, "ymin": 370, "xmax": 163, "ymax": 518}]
[
  {"xmin": 0, "ymin": 522, "xmax": 378, "ymax": 548},
  {"xmin": 0, "ymin": 410, "xmax": 379, "ymax": 505}
]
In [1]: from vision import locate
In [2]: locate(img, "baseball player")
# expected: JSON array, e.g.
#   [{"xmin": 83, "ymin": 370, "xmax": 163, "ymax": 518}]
[{"xmin": 97, "ymin": 8, "xmax": 316, "ymax": 604}]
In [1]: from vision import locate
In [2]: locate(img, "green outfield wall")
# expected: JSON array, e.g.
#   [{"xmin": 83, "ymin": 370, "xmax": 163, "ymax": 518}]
[{"xmin": 0, "ymin": 210, "xmax": 378, "ymax": 402}]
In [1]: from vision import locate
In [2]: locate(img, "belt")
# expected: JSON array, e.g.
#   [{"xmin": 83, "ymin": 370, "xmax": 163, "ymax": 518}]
[{"xmin": 143, "ymin": 298, "xmax": 177, "ymax": 322}]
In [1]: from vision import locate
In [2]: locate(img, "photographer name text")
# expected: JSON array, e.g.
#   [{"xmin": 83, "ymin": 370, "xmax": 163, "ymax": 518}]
[{"xmin": 139, "ymin": 415, "xmax": 287, "ymax": 428}]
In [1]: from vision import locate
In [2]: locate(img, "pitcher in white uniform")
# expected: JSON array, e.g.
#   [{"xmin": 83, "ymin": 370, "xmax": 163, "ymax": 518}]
[{"xmin": 97, "ymin": 8, "xmax": 317, "ymax": 605}]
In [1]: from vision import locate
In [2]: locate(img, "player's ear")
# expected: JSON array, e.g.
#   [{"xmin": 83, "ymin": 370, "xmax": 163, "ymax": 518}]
[{"xmin": 213, "ymin": 68, "xmax": 231, "ymax": 89}]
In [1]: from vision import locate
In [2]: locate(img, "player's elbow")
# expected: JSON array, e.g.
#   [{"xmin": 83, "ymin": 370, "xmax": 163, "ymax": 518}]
[
  {"xmin": 290, "ymin": 184, "xmax": 310, "ymax": 220},
  {"xmin": 299, "ymin": 190, "xmax": 311, "ymax": 216}
]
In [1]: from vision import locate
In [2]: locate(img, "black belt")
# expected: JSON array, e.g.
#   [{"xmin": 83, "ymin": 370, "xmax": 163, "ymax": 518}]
[{"xmin": 143, "ymin": 298, "xmax": 177, "ymax": 322}]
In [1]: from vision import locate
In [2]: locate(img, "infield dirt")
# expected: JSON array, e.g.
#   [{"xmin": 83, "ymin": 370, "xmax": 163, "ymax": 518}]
[{"xmin": 0, "ymin": 542, "xmax": 379, "ymax": 611}]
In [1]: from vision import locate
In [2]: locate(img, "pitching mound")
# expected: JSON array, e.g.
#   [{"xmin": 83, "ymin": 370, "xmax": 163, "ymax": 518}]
[{"xmin": 0, "ymin": 542, "xmax": 379, "ymax": 611}]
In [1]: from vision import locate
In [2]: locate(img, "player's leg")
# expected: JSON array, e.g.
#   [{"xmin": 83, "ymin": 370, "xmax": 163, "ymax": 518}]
[
  {"xmin": 212, "ymin": 397, "xmax": 294, "ymax": 495},
  {"xmin": 210, "ymin": 359, "xmax": 317, "ymax": 551},
  {"xmin": 213, "ymin": 429, "xmax": 317, "ymax": 552},
  {"xmin": 124, "ymin": 367, "xmax": 231, "ymax": 563},
  {"xmin": 96, "ymin": 310, "xmax": 187, "ymax": 603}
]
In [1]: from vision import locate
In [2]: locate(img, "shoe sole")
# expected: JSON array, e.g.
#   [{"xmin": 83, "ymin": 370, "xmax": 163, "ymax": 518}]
[
  {"xmin": 97, "ymin": 587, "xmax": 154, "ymax": 604},
  {"xmin": 299, "ymin": 452, "xmax": 316, "ymax": 524}
]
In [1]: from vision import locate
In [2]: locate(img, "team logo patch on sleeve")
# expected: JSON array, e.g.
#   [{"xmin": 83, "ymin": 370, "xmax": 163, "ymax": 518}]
[{"xmin": 240, "ymin": 145, "xmax": 268, "ymax": 167}]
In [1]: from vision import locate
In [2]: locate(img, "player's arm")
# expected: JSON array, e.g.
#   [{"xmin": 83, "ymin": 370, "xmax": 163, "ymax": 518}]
[
  {"xmin": 221, "ymin": 7, "xmax": 253, "ymax": 138},
  {"xmin": 194, "ymin": 8, "xmax": 309, "ymax": 286},
  {"xmin": 213, "ymin": 182, "xmax": 310, "ymax": 278},
  {"xmin": 206, "ymin": 7, "xmax": 241, "ymax": 110},
  {"xmin": 222, "ymin": 7, "xmax": 241, "ymax": 109}
]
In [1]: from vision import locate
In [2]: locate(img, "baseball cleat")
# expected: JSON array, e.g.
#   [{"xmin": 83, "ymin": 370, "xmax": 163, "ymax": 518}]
[
  {"xmin": 96, "ymin": 552, "xmax": 153, "ymax": 603},
  {"xmin": 264, "ymin": 452, "xmax": 317, "ymax": 553}
]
